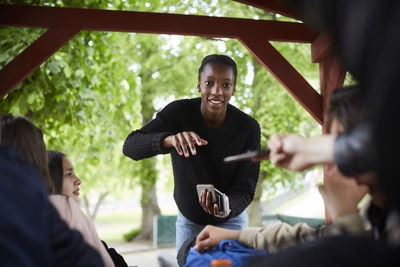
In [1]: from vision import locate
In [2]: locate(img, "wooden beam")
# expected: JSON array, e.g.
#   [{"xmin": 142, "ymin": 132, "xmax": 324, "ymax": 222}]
[
  {"xmin": 240, "ymin": 33, "xmax": 323, "ymax": 124},
  {"xmin": 0, "ymin": 27, "xmax": 80, "ymax": 98},
  {"xmin": 0, "ymin": 4, "xmax": 317, "ymax": 42},
  {"xmin": 319, "ymin": 53, "xmax": 346, "ymax": 121},
  {"xmin": 312, "ymin": 34, "xmax": 346, "ymax": 124},
  {"xmin": 233, "ymin": 0, "xmax": 302, "ymax": 20},
  {"xmin": 311, "ymin": 33, "xmax": 335, "ymax": 63}
]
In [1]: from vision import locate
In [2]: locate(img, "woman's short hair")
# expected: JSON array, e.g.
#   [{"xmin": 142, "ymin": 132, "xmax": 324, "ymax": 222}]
[
  {"xmin": 47, "ymin": 150, "xmax": 66, "ymax": 194},
  {"xmin": 0, "ymin": 114, "xmax": 54, "ymax": 193},
  {"xmin": 198, "ymin": 54, "xmax": 238, "ymax": 85}
]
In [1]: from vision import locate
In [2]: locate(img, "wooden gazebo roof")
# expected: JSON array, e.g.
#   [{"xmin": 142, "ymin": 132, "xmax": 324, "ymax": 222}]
[{"xmin": 0, "ymin": 0, "xmax": 346, "ymax": 125}]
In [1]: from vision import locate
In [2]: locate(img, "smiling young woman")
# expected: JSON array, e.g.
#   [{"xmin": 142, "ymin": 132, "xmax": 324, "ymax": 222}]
[
  {"xmin": 123, "ymin": 54, "xmax": 261, "ymax": 252},
  {"xmin": 198, "ymin": 57, "xmax": 236, "ymax": 127}
]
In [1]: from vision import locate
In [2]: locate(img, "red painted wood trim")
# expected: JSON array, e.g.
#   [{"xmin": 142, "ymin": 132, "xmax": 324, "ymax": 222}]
[
  {"xmin": 239, "ymin": 34, "xmax": 323, "ymax": 124},
  {"xmin": 319, "ymin": 53, "xmax": 346, "ymax": 123},
  {"xmin": 0, "ymin": 27, "xmax": 80, "ymax": 98},
  {"xmin": 233, "ymin": 0, "xmax": 302, "ymax": 20},
  {"xmin": 311, "ymin": 33, "xmax": 335, "ymax": 63},
  {"xmin": 0, "ymin": 4, "xmax": 317, "ymax": 43}
]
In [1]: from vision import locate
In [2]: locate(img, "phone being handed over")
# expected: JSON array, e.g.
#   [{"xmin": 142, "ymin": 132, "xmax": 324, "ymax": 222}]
[
  {"xmin": 223, "ymin": 149, "xmax": 270, "ymax": 163},
  {"xmin": 196, "ymin": 184, "xmax": 229, "ymax": 217}
]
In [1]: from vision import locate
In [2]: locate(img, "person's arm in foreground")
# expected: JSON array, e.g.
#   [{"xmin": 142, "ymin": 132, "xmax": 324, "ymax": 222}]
[
  {"xmin": 194, "ymin": 167, "xmax": 369, "ymax": 253},
  {"xmin": 261, "ymin": 125, "xmax": 376, "ymax": 176},
  {"xmin": 194, "ymin": 225, "xmax": 240, "ymax": 251},
  {"xmin": 194, "ymin": 222, "xmax": 320, "ymax": 253},
  {"xmin": 262, "ymin": 133, "xmax": 335, "ymax": 171}
]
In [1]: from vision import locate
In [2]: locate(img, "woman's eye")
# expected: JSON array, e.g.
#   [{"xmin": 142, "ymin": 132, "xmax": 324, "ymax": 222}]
[
  {"xmin": 224, "ymin": 83, "xmax": 232, "ymax": 88},
  {"xmin": 205, "ymin": 81, "xmax": 213, "ymax": 86}
]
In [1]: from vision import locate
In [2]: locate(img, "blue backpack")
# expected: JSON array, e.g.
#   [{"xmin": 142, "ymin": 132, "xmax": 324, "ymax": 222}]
[{"xmin": 183, "ymin": 239, "xmax": 268, "ymax": 267}]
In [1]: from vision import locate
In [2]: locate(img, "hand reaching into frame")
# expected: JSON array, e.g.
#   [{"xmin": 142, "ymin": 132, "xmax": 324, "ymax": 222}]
[
  {"xmin": 267, "ymin": 133, "xmax": 335, "ymax": 171},
  {"xmin": 194, "ymin": 225, "xmax": 240, "ymax": 252},
  {"xmin": 162, "ymin": 131, "xmax": 208, "ymax": 157}
]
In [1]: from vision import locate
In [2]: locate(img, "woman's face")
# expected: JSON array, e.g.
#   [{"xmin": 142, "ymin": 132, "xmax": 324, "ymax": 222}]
[
  {"xmin": 62, "ymin": 156, "xmax": 81, "ymax": 202},
  {"xmin": 198, "ymin": 63, "xmax": 236, "ymax": 121}
]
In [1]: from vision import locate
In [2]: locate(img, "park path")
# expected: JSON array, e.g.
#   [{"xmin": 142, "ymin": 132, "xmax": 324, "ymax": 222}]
[{"xmin": 108, "ymin": 241, "xmax": 177, "ymax": 267}]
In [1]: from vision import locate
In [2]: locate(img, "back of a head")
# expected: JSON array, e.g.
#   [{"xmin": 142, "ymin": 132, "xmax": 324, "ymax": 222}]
[
  {"xmin": 47, "ymin": 150, "xmax": 66, "ymax": 195},
  {"xmin": 326, "ymin": 85, "xmax": 362, "ymax": 132},
  {"xmin": 0, "ymin": 114, "xmax": 54, "ymax": 193}
]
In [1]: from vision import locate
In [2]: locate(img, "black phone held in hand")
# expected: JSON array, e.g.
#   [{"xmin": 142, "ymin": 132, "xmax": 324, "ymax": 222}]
[{"xmin": 223, "ymin": 149, "xmax": 270, "ymax": 163}]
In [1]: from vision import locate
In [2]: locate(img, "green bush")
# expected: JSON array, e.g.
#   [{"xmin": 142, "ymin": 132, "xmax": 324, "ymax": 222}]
[{"xmin": 123, "ymin": 228, "xmax": 141, "ymax": 242}]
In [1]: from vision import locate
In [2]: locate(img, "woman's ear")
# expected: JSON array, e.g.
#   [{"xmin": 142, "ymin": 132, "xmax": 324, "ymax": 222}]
[{"xmin": 197, "ymin": 82, "xmax": 201, "ymax": 92}]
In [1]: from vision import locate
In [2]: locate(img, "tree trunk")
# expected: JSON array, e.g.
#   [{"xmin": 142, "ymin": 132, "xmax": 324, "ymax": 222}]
[
  {"xmin": 81, "ymin": 192, "xmax": 109, "ymax": 220},
  {"xmin": 134, "ymin": 158, "xmax": 161, "ymax": 241},
  {"xmin": 135, "ymin": 184, "xmax": 160, "ymax": 241},
  {"xmin": 248, "ymin": 171, "xmax": 265, "ymax": 227}
]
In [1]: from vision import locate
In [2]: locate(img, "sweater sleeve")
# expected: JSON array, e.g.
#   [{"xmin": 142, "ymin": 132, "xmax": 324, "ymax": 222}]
[
  {"xmin": 122, "ymin": 103, "xmax": 179, "ymax": 160},
  {"xmin": 227, "ymin": 121, "xmax": 261, "ymax": 217},
  {"xmin": 238, "ymin": 213, "xmax": 367, "ymax": 253},
  {"xmin": 239, "ymin": 222, "xmax": 318, "ymax": 253}
]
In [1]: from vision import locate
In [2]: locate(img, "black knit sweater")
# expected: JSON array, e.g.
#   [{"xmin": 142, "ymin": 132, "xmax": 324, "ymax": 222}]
[{"xmin": 123, "ymin": 98, "xmax": 261, "ymax": 225}]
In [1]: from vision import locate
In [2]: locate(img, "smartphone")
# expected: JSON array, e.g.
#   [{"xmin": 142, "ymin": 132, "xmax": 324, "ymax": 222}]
[
  {"xmin": 196, "ymin": 184, "xmax": 216, "ymax": 202},
  {"xmin": 214, "ymin": 187, "xmax": 225, "ymax": 211},
  {"xmin": 196, "ymin": 184, "xmax": 229, "ymax": 213},
  {"xmin": 223, "ymin": 149, "xmax": 270, "ymax": 163}
]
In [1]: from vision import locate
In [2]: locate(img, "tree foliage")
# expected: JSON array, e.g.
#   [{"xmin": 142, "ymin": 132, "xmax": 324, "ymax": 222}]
[{"xmin": 1, "ymin": 0, "xmax": 321, "ymax": 230}]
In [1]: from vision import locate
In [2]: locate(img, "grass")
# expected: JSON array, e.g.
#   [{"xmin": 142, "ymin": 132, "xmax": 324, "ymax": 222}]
[
  {"xmin": 95, "ymin": 211, "xmax": 142, "ymax": 223},
  {"xmin": 94, "ymin": 210, "xmax": 178, "ymax": 242},
  {"xmin": 94, "ymin": 211, "xmax": 142, "ymax": 242}
]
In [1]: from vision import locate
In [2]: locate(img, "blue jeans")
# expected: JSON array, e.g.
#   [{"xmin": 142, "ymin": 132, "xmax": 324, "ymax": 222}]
[{"xmin": 175, "ymin": 209, "xmax": 248, "ymax": 252}]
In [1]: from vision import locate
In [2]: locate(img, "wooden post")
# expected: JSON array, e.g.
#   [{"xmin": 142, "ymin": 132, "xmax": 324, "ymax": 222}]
[{"xmin": 312, "ymin": 33, "xmax": 346, "ymax": 224}]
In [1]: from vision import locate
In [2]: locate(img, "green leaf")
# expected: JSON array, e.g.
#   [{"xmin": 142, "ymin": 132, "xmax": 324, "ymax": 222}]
[
  {"xmin": 47, "ymin": 61, "xmax": 60, "ymax": 74},
  {"xmin": 0, "ymin": 53, "xmax": 9, "ymax": 63},
  {"xmin": 74, "ymin": 69, "xmax": 85, "ymax": 78},
  {"xmin": 64, "ymin": 66, "xmax": 72, "ymax": 78}
]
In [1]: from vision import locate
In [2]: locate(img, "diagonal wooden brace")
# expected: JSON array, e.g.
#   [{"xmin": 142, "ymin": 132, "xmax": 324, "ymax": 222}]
[
  {"xmin": 239, "ymin": 33, "xmax": 323, "ymax": 124},
  {"xmin": 0, "ymin": 27, "xmax": 80, "ymax": 98}
]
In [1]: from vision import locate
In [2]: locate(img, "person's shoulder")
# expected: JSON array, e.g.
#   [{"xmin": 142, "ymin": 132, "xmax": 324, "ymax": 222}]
[
  {"xmin": 228, "ymin": 104, "xmax": 260, "ymax": 128},
  {"xmin": 49, "ymin": 194, "xmax": 68, "ymax": 205},
  {"xmin": 167, "ymin": 98, "xmax": 199, "ymax": 107},
  {"xmin": 49, "ymin": 195, "xmax": 82, "ymax": 216},
  {"xmin": 49, "ymin": 195, "xmax": 74, "ymax": 220},
  {"xmin": 161, "ymin": 98, "xmax": 200, "ymax": 113}
]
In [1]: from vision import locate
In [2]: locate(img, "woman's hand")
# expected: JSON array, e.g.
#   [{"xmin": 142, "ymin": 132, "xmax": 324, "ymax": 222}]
[
  {"xmin": 194, "ymin": 225, "xmax": 240, "ymax": 252},
  {"xmin": 162, "ymin": 131, "xmax": 207, "ymax": 157},
  {"xmin": 199, "ymin": 190, "xmax": 226, "ymax": 216}
]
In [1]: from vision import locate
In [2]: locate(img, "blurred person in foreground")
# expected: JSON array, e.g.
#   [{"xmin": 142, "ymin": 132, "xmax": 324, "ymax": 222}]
[
  {"xmin": 0, "ymin": 113, "xmax": 105, "ymax": 267},
  {"xmin": 244, "ymin": 0, "xmax": 400, "ymax": 265}
]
